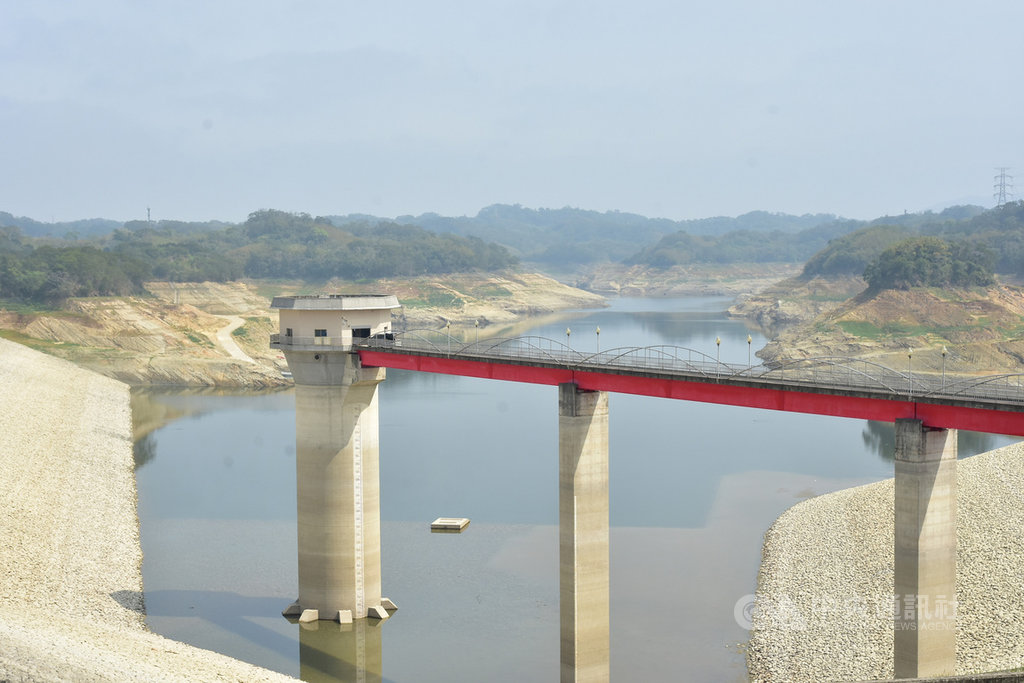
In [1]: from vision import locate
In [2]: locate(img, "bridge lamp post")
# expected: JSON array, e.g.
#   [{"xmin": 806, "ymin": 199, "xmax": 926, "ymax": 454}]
[
  {"xmin": 596, "ymin": 326, "xmax": 601, "ymax": 353},
  {"xmin": 907, "ymin": 348, "xmax": 913, "ymax": 398},
  {"xmin": 747, "ymin": 334, "xmax": 752, "ymax": 367},
  {"xmin": 446, "ymin": 321, "xmax": 451, "ymax": 356},
  {"xmin": 475, "ymin": 319, "xmax": 479, "ymax": 344},
  {"xmin": 566, "ymin": 327, "xmax": 572, "ymax": 352},
  {"xmin": 716, "ymin": 336, "xmax": 721, "ymax": 378},
  {"xmin": 941, "ymin": 346, "xmax": 947, "ymax": 390}
]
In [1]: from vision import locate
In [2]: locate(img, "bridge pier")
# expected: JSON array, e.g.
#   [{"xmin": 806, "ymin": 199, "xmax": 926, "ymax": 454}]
[
  {"xmin": 893, "ymin": 418, "xmax": 957, "ymax": 678},
  {"xmin": 559, "ymin": 383, "xmax": 610, "ymax": 683},
  {"xmin": 285, "ymin": 350, "xmax": 389, "ymax": 621}
]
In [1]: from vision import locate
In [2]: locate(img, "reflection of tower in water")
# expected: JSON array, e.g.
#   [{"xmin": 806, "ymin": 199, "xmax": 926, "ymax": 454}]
[{"xmin": 296, "ymin": 618, "xmax": 383, "ymax": 683}]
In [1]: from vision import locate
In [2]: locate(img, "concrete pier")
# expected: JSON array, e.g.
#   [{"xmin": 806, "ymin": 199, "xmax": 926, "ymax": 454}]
[
  {"xmin": 894, "ymin": 418, "xmax": 957, "ymax": 678},
  {"xmin": 558, "ymin": 383, "xmax": 610, "ymax": 683},
  {"xmin": 291, "ymin": 353, "xmax": 385, "ymax": 620}
]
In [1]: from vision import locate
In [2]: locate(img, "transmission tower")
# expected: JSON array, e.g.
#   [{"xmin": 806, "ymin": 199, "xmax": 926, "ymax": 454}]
[{"xmin": 994, "ymin": 167, "xmax": 1014, "ymax": 207}]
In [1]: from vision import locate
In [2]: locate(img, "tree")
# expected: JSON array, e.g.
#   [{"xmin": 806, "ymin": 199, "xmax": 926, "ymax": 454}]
[{"xmin": 863, "ymin": 237, "xmax": 993, "ymax": 291}]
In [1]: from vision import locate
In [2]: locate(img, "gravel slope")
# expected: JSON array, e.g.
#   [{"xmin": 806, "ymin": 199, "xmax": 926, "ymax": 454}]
[
  {"xmin": 748, "ymin": 440, "xmax": 1024, "ymax": 681},
  {"xmin": 0, "ymin": 337, "xmax": 296, "ymax": 682}
]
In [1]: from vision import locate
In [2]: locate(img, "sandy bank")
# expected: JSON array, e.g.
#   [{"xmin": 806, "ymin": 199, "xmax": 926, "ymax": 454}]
[
  {"xmin": 748, "ymin": 441, "xmax": 1024, "ymax": 681},
  {"xmin": 0, "ymin": 337, "xmax": 295, "ymax": 682}
]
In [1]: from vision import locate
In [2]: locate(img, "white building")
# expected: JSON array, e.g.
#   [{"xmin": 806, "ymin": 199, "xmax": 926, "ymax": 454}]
[{"xmin": 270, "ymin": 294, "xmax": 400, "ymax": 350}]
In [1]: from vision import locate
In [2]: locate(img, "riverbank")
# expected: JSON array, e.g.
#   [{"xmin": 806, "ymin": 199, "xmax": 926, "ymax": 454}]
[
  {"xmin": 729, "ymin": 274, "xmax": 1024, "ymax": 375},
  {"xmin": 0, "ymin": 337, "xmax": 296, "ymax": 682},
  {"xmin": 0, "ymin": 271, "xmax": 605, "ymax": 388},
  {"xmin": 747, "ymin": 441, "xmax": 1024, "ymax": 681}
]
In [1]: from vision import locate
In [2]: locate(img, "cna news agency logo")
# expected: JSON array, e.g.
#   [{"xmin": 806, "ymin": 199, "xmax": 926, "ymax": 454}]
[{"xmin": 733, "ymin": 593, "xmax": 957, "ymax": 631}]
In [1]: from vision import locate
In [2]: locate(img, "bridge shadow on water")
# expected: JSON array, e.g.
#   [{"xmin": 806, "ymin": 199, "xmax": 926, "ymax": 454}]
[{"xmin": 130, "ymin": 589, "xmax": 297, "ymax": 663}]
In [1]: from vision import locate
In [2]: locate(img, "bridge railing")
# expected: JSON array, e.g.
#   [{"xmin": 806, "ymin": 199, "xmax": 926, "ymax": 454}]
[
  {"xmin": 357, "ymin": 331, "xmax": 1024, "ymax": 406},
  {"xmin": 270, "ymin": 333, "xmax": 348, "ymax": 348}
]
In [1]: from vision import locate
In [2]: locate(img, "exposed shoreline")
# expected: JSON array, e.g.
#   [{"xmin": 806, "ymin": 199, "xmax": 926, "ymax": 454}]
[
  {"xmin": 0, "ymin": 337, "xmax": 296, "ymax": 682},
  {"xmin": 748, "ymin": 441, "xmax": 1024, "ymax": 681}
]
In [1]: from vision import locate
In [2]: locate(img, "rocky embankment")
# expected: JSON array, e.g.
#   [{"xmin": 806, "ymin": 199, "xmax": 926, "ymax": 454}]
[
  {"xmin": 731, "ymin": 276, "xmax": 1024, "ymax": 375},
  {"xmin": 748, "ymin": 442, "xmax": 1024, "ymax": 681},
  {"xmin": 727, "ymin": 275, "xmax": 868, "ymax": 334},
  {"xmin": 0, "ymin": 281, "xmax": 288, "ymax": 388},
  {"xmin": 0, "ymin": 272, "xmax": 604, "ymax": 388},
  {"xmin": 0, "ymin": 337, "xmax": 296, "ymax": 682},
  {"xmin": 369, "ymin": 270, "xmax": 606, "ymax": 327}
]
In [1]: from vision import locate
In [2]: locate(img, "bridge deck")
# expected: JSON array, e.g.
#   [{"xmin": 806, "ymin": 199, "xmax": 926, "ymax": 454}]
[{"xmin": 355, "ymin": 338, "xmax": 1024, "ymax": 437}]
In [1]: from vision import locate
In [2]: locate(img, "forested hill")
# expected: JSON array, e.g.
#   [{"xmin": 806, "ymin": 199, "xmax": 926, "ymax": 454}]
[
  {"xmin": 0, "ymin": 210, "xmax": 516, "ymax": 303},
  {"xmin": 626, "ymin": 205, "xmax": 989, "ymax": 268},
  {"xmin": 799, "ymin": 201, "xmax": 1024, "ymax": 284},
  {"xmin": 329, "ymin": 205, "xmax": 841, "ymax": 265},
  {"xmin": 0, "ymin": 211, "xmax": 121, "ymax": 239},
  {"xmin": 3, "ymin": 202, "xmax": 1007, "ymax": 306}
]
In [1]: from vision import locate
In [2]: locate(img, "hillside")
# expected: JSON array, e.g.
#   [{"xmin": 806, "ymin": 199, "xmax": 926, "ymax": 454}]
[
  {"xmin": 335, "ymin": 205, "xmax": 844, "ymax": 265},
  {"xmin": 727, "ymin": 202, "xmax": 1024, "ymax": 374},
  {"xmin": 0, "ymin": 272, "xmax": 604, "ymax": 387},
  {"xmin": 728, "ymin": 275, "xmax": 868, "ymax": 333},
  {"xmin": 755, "ymin": 285, "xmax": 1024, "ymax": 374}
]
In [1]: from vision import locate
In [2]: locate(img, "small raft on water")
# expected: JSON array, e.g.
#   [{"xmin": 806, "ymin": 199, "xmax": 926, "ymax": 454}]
[{"xmin": 430, "ymin": 517, "xmax": 470, "ymax": 532}]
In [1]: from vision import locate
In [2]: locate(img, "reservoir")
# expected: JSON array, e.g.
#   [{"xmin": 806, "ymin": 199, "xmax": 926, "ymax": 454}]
[{"xmin": 133, "ymin": 296, "xmax": 1015, "ymax": 681}]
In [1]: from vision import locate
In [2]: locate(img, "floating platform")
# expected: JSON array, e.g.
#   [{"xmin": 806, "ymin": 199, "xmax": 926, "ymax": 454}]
[{"xmin": 430, "ymin": 517, "xmax": 470, "ymax": 532}]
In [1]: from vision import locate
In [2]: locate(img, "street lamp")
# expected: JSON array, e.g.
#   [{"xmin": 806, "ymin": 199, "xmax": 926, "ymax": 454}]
[
  {"xmin": 475, "ymin": 319, "xmax": 479, "ymax": 344},
  {"xmin": 941, "ymin": 346, "xmax": 948, "ymax": 390},
  {"xmin": 716, "ymin": 336, "xmax": 721, "ymax": 378},
  {"xmin": 566, "ymin": 327, "xmax": 572, "ymax": 352},
  {"xmin": 446, "ymin": 320, "xmax": 451, "ymax": 355},
  {"xmin": 596, "ymin": 326, "xmax": 601, "ymax": 352},
  {"xmin": 747, "ymin": 334, "xmax": 752, "ymax": 367},
  {"xmin": 907, "ymin": 348, "xmax": 913, "ymax": 398}
]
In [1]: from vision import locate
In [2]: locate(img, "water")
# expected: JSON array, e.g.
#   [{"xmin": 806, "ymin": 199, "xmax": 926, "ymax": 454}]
[{"xmin": 133, "ymin": 296, "xmax": 1016, "ymax": 681}]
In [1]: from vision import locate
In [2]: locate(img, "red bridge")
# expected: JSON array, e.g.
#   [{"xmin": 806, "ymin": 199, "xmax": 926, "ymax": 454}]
[{"xmin": 356, "ymin": 334, "xmax": 1024, "ymax": 437}]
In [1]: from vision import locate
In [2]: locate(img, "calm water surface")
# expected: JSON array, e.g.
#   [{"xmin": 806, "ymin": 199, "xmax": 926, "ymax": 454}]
[{"xmin": 133, "ymin": 296, "xmax": 1015, "ymax": 682}]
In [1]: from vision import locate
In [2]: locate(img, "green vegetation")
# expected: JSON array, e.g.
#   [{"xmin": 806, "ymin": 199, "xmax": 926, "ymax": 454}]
[
  {"xmin": 801, "ymin": 202, "xmax": 1024, "ymax": 285},
  {"xmin": 625, "ymin": 220, "xmax": 860, "ymax": 266},
  {"xmin": 863, "ymin": 237, "xmax": 994, "ymax": 291},
  {"xmin": 0, "ymin": 328, "xmax": 83, "ymax": 351},
  {"xmin": 333, "ymin": 205, "xmax": 843, "ymax": 265},
  {"xmin": 0, "ymin": 211, "xmax": 121, "ymax": 239},
  {"xmin": 401, "ymin": 287, "xmax": 466, "ymax": 309},
  {"xmin": 0, "ymin": 230, "xmax": 149, "ymax": 303},
  {"xmin": 184, "ymin": 332, "xmax": 211, "ymax": 347},
  {"xmin": 0, "ymin": 210, "xmax": 517, "ymax": 304},
  {"xmin": 836, "ymin": 321, "xmax": 886, "ymax": 338},
  {"xmin": 470, "ymin": 284, "xmax": 512, "ymax": 298},
  {"xmin": 836, "ymin": 320, "xmax": 940, "ymax": 339},
  {"xmin": 801, "ymin": 225, "xmax": 912, "ymax": 278},
  {"xmin": 4, "ymin": 201, "xmax": 1021, "ymax": 306}
]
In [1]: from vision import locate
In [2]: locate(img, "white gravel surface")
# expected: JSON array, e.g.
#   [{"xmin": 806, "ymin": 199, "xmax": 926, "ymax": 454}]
[
  {"xmin": 747, "ymin": 438, "xmax": 1024, "ymax": 681},
  {"xmin": 0, "ymin": 338, "xmax": 296, "ymax": 682}
]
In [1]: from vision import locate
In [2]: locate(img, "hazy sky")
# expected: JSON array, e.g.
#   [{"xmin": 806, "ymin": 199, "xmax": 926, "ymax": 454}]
[{"xmin": 1, "ymin": 1, "xmax": 1021, "ymax": 223}]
